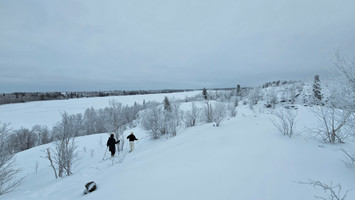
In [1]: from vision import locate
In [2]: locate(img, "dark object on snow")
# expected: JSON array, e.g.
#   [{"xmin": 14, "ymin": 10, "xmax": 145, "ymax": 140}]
[
  {"xmin": 83, "ymin": 181, "xmax": 97, "ymax": 194},
  {"xmin": 107, "ymin": 134, "xmax": 120, "ymax": 156}
]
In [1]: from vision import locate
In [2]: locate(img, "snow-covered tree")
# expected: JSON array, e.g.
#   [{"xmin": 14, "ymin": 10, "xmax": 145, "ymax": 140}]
[
  {"xmin": 0, "ymin": 122, "xmax": 23, "ymax": 195},
  {"xmin": 202, "ymin": 88, "xmax": 208, "ymax": 100},
  {"xmin": 227, "ymin": 102, "xmax": 237, "ymax": 117},
  {"xmin": 49, "ymin": 112, "xmax": 78, "ymax": 178},
  {"xmin": 107, "ymin": 100, "xmax": 125, "ymax": 143},
  {"xmin": 83, "ymin": 107, "xmax": 98, "ymax": 135},
  {"xmin": 12, "ymin": 128, "xmax": 38, "ymax": 152},
  {"xmin": 163, "ymin": 96, "xmax": 172, "ymax": 111},
  {"xmin": 236, "ymin": 84, "xmax": 241, "ymax": 96},
  {"xmin": 203, "ymin": 101, "xmax": 213, "ymax": 123},
  {"xmin": 313, "ymin": 104, "xmax": 352, "ymax": 144},
  {"xmin": 248, "ymin": 87, "xmax": 261, "ymax": 106},
  {"xmin": 333, "ymin": 52, "xmax": 355, "ymax": 112},
  {"xmin": 313, "ymin": 75, "xmax": 322, "ymax": 103},
  {"xmin": 213, "ymin": 102, "xmax": 227, "ymax": 126},
  {"xmin": 313, "ymin": 52, "xmax": 355, "ymax": 144},
  {"xmin": 183, "ymin": 102, "xmax": 200, "ymax": 127},
  {"xmin": 31, "ymin": 125, "xmax": 51, "ymax": 146},
  {"xmin": 141, "ymin": 106, "xmax": 163, "ymax": 139},
  {"xmin": 266, "ymin": 87, "xmax": 278, "ymax": 108}
]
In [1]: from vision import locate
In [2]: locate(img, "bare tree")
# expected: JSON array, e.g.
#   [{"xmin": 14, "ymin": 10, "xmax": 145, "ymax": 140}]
[
  {"xmin": 115, "ymin": 126, "xmax": 125, "ymax": 152},
  {"xmin": 31, "ymin": 125, "xmax": 52, "ymax": 145},
  {"xmin": 42, "ymin": 148, "xmax": 58, "ymax": 179},
  {"xmin": 49, "ymin": 112, "xmax": 79, "ymax": 178},
  {"xmin": 12, "ymin": 128, "xmax": 38, "ymax": 152},
  {"xmin": 341, "ymin": 149, "xmax": 355, "ymax": 168},
  {"xmin": 0, "ymin": 122, "xmax": 23, "ymax": 195},
  {"xmin": 203, "ymin": 101, "xmax": 213, "ymax": 123},
  {"xmin": 83, "ymin": 107, "xmax": 98, "ymax": 135},
  {"xmin": 312, "ymin": 52, "xmax": 354, "ymax": 144},
  {"xmin": 313, "ymin": 105, "xmax": 351, "ymax": 144},
  {"xmin": 271, "ymin": 108, "xmax": 297, "ymax": 138}
]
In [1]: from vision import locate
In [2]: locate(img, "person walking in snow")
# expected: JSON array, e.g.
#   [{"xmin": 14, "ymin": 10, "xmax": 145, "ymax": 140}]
[
  {"xmin": 127, "ymin": 132, "xmax": 138, "ymax": 152},
  {"xmin": 107, "ymin": 134, "xmax": 120, "ymax": 157}
]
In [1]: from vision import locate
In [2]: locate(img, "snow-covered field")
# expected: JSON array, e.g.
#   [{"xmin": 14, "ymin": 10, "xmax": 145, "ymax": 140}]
[
  {"xmin": 0, "ymin": 91, "xmax": 354, "ymax": 200},
  {"xmin": 0, "ymin": 91, "xmax": 200, "ymax": 129}
]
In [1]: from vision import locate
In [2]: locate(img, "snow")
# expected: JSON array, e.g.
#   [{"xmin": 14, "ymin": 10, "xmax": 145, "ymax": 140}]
[
  {"xmin": 1, "ymin": 92, "xmax": 354, "ymax": 200},
  {"xmin": 0, "ymin": 91, "xmax": 201, "ymax": 129}
]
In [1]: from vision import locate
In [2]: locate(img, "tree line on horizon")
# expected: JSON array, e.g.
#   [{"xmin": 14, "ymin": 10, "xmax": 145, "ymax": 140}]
[{"xmin": 0, "ymin": 89, "xmax": 195, "ymax": 105}]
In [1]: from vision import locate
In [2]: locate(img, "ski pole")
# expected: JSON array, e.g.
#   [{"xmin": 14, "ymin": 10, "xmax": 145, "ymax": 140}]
[{"xmin": 103, "ymin": 146, "xmax": 108, "ymax": 160}]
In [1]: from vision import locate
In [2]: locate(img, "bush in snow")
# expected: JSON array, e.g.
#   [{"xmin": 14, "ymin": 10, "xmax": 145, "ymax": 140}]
[
  {"xmin": 182, "ymin": 102, "xmax": 200, "ymax": 127},
  {"xmin": 265, "ymin": 87, "xmax": 278, "ymax": 109},
  {"xmin": 0, "ymin": 122, "xmax": 23, "ymax": 195},
  {"xmin": 299, "ymin": 180, "xmax": 350, "ymax": 200},
  {"xmin": 227, "ymin": 102, "xmax": 237, "ymax": 118},
  {"xmin": 271, "ymin": 108, "xmax": 297, "ymax": 138},
  {"xmin": 202, "ymin": 101, "xmax": 227, "ymax": 126},
  {"xmin": 248, "ymin": 87, "xmax": 261, "ymax": 106},
  {"xmin": 213, "ymin": 102, "xmax": 227, "ymax": 126}
]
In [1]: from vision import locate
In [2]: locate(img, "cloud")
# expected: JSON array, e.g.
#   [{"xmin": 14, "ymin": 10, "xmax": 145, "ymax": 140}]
[{"xmin": 1, "ymin": 0, "xmax": 355, "ymax": 92}]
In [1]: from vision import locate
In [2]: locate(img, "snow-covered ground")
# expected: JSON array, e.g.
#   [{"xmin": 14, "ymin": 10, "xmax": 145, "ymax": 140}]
[
  {"xmin": 0, "ymin": 91, "xmax": 201, "ymax": 129},
  {"xmin": 0, "ymin": 92, "xmax": 354, "ymax": 200}
]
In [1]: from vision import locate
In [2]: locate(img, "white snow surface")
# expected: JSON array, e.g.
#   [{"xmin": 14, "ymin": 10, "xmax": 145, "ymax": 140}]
[
  {"xmin": 1, "ymin": 92, "xmax": 354, "ymax": 200},
  {"xmin": 0, "ymin": 91, "xmax": 200, "ymax": 129}
]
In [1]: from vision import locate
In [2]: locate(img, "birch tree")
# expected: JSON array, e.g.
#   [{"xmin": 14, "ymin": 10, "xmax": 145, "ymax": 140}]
[{"xmin": 0, "ymin": 122, "xmax": 23, "ymax": 195}]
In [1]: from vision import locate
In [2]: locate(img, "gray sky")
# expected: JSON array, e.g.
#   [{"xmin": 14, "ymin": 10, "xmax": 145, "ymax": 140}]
[{"xmin": 1, "ymin": 0, "xmax": 355, "ymax": 93}]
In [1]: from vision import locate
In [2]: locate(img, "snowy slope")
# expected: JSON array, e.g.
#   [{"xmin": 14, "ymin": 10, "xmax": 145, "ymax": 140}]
[{"xmin": 1, "ymin": 104, "xmax": 354, "ymax": 200}]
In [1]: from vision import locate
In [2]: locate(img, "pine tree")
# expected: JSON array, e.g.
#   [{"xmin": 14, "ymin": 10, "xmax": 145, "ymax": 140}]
[{"xmin": 313, "ymin": 75, "xmax": 322, "ymax": 102}]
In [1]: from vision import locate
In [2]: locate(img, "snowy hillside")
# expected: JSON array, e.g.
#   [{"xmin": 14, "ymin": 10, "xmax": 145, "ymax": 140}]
[{"xmin": 0, "ymin": 89, "xmax": 354, "ymax": 200}]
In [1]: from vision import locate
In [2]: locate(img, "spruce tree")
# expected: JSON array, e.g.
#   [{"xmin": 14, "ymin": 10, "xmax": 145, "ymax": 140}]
[
  {"xmin": 236, "ymin": 85, "xmax": 241, "ymax": 96},
  {"xmin": 313, "ymin": 75, "xmax": 322, "ymax": 102},
  {"xmin": 202, "ymin": 88, "xmax": 208, "ymax": 100},
  {"xmin": 163, "ymin": 96, "xmax": 172, "ymax": 111}
]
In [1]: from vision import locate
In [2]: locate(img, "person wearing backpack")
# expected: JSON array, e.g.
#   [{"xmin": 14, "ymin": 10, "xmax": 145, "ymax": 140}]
[
  {"xmin": 107, "ymin": 134, "xmax": 120, "ymax": 157},
  {"xmin": 126, "ymin": 132, "xmax": 138, "ymax": 152}
]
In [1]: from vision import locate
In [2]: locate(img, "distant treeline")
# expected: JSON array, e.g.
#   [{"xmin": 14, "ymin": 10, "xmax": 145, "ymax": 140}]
[{"xmin": 0, "ymin": 89, "xmax": 195, "ymax": 105}]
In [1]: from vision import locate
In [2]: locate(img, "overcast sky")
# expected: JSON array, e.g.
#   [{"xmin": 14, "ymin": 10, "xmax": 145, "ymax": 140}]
[{"xmin": 1, "ymin": 0, "xmax": 355, "ymax": 93}]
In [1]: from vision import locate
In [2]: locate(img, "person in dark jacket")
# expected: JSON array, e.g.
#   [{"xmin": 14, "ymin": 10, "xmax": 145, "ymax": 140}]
[
  {"xmin": 107, "ymin": 134, "xmax": 120, "ymax": 157},
  {"xmin": 126, "ymin": 132, "xmax": 138, "ymax": 152}
]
